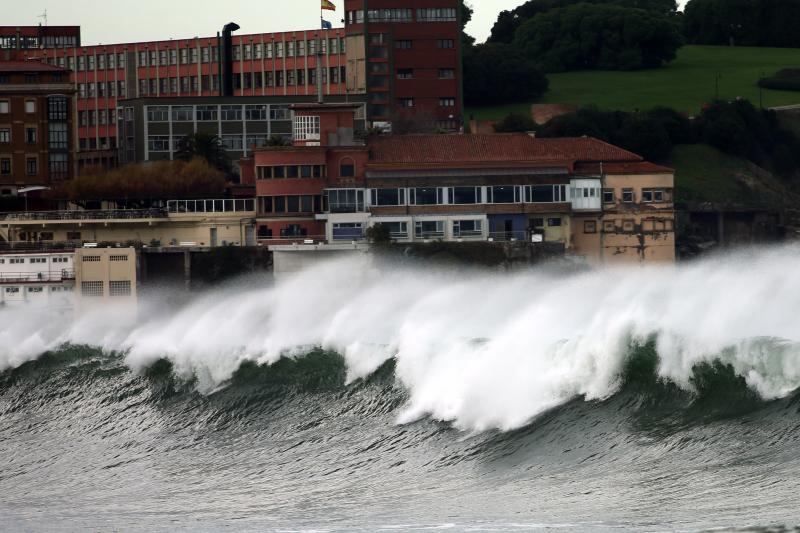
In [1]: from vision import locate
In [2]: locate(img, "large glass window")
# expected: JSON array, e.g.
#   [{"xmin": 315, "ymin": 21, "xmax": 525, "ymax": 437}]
[
  {"xmin": 327, "ymin": 189, "xmax": 365, "ymax": 213},
  {"xmin": 415, "ymin": 220, "xmax": 445, "ymax": 239},
  {"xmin": 453, "ymin": 220, "xmax": 483, "ymax": 237},
  {"xmin": 220, "ymin": 105, "xmax": 242, "ymax": 121},
  {"xmin": 489, "ymin": 186, "xmax": 518, "ymax": 204},
  {"xmin": 370, "ymin": 188, "xmax": 405, "ymax": 206},
  {"xmin": 450, "ymin": 187, "xmax": 480, "ymax": 204},
  {"xmin": 411, "ymin": 187, "xmax": 442, "ymax": 205}
]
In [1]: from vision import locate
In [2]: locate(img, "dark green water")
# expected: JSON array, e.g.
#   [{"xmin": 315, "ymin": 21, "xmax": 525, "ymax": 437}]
[{"xmin": 1, "ymin": 346, "xmax": 799, "ymax": 532}]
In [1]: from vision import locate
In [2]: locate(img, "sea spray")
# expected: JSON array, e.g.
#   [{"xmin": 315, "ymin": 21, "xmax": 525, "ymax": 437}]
[{"xmin": 2, "ymin": 245, "xmax": 800, "ymax": 431}]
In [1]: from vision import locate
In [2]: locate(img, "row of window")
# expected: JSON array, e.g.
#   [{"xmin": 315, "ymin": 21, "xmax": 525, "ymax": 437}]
[
  {"xmin": 397, "ymin": 97, "xmax": 456, "ymax": 108},
  {"xmin": 81, "ymin": 280, "xmax": 131, "ymax": 297},
  {"xmin": 260, "ymin": 195, "xmax": 326, "ymax": 214},
  {"xmin": 0, "ymin": 256, "xmax": 69, "ymax": 264},
  {"xmin": 77, "ymin": 81, "xmax": 127, "ymax": 99},
  {"xmin": 0, "ymin": 157, "xmax": 39, "ymax": 176},
  {"xmin": 3, "ymin": 285, "xmax": 74, "ymax": 295},
  {"xmin": 0, "ymin": 100, "xmax": 37, "ymax": 114},
  {"xmin": 0, "ymin": 35, "xmax": 78, "ymax": 49},
  {"xmin": 369, "ymin": 186, "xmax": 569, "ymax": 207},
  {"xmin": 0, "ymin": 127, "xmax": 38, "ymax": 145},
  {"xmin": 145, "ymin": 104, "xmax": 292, "ymax": 124},
  {"xmin": 347, "ymin": 8, "xmax": 457, "ymax": 24},
  {"xmin": 331, "ymin": 219, "xmax": 483, "ymax": 241},
  {"xmin": 46, "ymin": 52, "xmax": 126, "ymax": 71},
  {"xmin": 583, "ymin": 218, "xmax": 675, "ymax": 234},
  {"xmin": 146, "ymin": 133, "xmax": 291, "ymax": 153},
  {"xmin": 257, "ymin": 164, "xmax": 331, "ymax": 180},
  {"xmin": 396, "ymin": 68, "xmax": 455, "ymax": 79},
  {"xmin": 603, "ymin": 188, "xmax": 670, "ymax": 204},
  {"xmin": 370, "ymin": 36, "xmax": 455, "ymax": 50}
]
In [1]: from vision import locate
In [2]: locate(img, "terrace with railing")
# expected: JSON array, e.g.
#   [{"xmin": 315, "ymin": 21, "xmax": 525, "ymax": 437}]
[
  {"xmin": 166, "ymin": 198, "xmax": 255, "ymax": 214},
  {"xmin": 0, "ymin": 209, "xmax": 168, "ymax": 222},
  {"xmin": 0, "ymin": 269, "xmax": 75, "ymax": 284}
]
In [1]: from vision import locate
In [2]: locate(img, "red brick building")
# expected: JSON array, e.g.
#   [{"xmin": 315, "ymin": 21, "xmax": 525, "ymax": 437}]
[
  {"xmin": 0, "ymin": 61, "xmax": 75, "ymax": 197},
  {"xmin": 4, "ymin": 1, "xmax": 462, "ymax": 168}
]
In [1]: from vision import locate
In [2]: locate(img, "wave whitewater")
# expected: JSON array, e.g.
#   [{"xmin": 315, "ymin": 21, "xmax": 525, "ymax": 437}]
[{"xmin": 2, "ymin": 245, "xmax": 800, "ymax": 432}]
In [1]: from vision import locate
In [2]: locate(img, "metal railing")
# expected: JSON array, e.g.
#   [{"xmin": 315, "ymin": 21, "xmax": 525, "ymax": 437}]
[
  {"xmin": 0, "ymin": 209, "xmax": 167, "ymax": 221},
  {"xmin": 0, "ymin": 270, "xmax": 75, "ymax": 284},
  {"xmin": 167, "ymin": 199, "xmax": 255, "ymax": 214},
  {"xmin": 0, "ymin": 240, "xmax": 85, "ymax": 252}
]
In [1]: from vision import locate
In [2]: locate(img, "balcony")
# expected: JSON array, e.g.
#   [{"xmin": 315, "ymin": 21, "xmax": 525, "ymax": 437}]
[
  {"xmin": 0, "ymin": 269, "xmax": 75, "ymax": 284},
  {"xmin": 0, "ymin": 209, "xmax": 168, "ymax": 222},
  {"xmin": 166, "ymin": 198, "xmax": 255, "ymax": 214}
]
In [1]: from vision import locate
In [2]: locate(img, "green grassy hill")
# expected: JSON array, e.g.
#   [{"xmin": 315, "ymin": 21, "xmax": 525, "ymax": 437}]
[{"xmin": 469, "ymin": 45, "xmax": 800, "ymax": 121}]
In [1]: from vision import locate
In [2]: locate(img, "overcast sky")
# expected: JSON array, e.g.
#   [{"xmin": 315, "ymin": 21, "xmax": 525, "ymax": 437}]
[{"xmin": 9, "ymin": 0, "xmax": 527, "ymax": 45}]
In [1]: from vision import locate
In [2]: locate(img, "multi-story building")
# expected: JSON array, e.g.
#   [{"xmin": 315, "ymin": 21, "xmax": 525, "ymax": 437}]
[
  {"xmin": 344, "ymin": 0, "xmax": 462, "ymax": 128},
  {"xmin": 116, "ymin": 95, "xmax": 366, "ymax": 165},
  {"xmin": 243, "ymin": 104, "xmax": 676, "ymax": 264},
  {"xmin": 0, "ymin": 198, "xmax": 257, "ymax": 248},
  {"xmin": 0, "ymin": 61, "xmax": 76, "ymax": 196},
  {"xmin": 0, "ymin": 250, "xmax": 74, "ymax": 307},
  {"xmin": 5, "ymin": 5, "xmax": 462, "ymax": 168}
]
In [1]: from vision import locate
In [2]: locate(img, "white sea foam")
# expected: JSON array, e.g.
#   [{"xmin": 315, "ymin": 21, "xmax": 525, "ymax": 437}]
[{"xmin": 2, "ymin": 245, "xmax": 800, "ymax": 431}]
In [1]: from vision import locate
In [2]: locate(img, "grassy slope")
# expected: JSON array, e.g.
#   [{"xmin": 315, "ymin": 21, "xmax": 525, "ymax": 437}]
[
  {"xmin": 469, "ymin": 45, "xmax": 800, "ymax": 120},
  {"xmin": 666, "ymin": 144, "xmax": 792, "ymax": 206}
]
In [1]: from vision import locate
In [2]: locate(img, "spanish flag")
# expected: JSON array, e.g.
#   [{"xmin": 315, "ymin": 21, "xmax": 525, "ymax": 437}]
[{"xmin": 322, "ymin": 0, "xmax": 336, "ymax": 10}]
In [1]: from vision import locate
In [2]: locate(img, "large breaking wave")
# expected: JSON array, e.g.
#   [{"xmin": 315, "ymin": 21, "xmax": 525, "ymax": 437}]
[{"xmin": 2, "ymin": 245, "xmax": 800, "ymax": 432}]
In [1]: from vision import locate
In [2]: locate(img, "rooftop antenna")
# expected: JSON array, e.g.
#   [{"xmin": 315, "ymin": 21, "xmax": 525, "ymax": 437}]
[{"xmin": 38, "ymin": 9, "xmax": 48, "ymax": 26}]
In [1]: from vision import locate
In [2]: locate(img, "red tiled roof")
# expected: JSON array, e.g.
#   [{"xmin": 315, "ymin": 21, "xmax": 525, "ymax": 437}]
[
  {"xmin": 367, "ymin": 134, "xmax": 645, "ymax": 166},
  {"xmin": 368, "ymin": 134, "xmax": 567, "ymax": 165},
  {"xmin": 0, "ymin": 60, "xmax": 70, "ymax": 73},
  {"xmin": 575, "ymin": 161, "xmax": 674, "ymax": 175},
  {"xmin": 535, "ymin": 137, "xmax": 643, "ymax": 162}
]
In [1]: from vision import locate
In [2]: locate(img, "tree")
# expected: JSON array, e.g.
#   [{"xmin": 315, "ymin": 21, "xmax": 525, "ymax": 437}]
[
  {"xmin": 489, "ymin": 0, "xmax": 679, "ymax": 43},
  {"xmin": 50, "ymin": 157, "xmax": 227, "ymax": 207},
  {"xmin": 265, "ymin": 134, "xmax": 290, "ymax": 146},
  {"xmin": 493, "ymin": 113, "xmax": 537, "ymax": 132},
  {"xmin": 513, "ymin": 3, "xmax": 683, "ymax": 72},
  {"xmin": 683, "ymin": 0, "xmax": 800, "ymax": 48},
  {"xmin": 463, "ymin": 43, "xmax": 549, "ymax": 106},
  {"xmin": 460, "ymin": 1, "xmax": 475, "ymax": 46},
  {"xmin": 175, "ymin": 132, "xmax": 232, "ymax": 175}
]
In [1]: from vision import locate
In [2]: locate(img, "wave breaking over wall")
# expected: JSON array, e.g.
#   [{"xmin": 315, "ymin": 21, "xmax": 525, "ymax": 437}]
[{"xmin": 2, "ymin": 246, "xmax": 799, "ymax": 431}]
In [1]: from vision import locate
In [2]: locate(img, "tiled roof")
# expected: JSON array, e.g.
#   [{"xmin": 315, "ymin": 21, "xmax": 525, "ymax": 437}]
[
  {"xmin": 367, "ymin": 134, "xmax": 644, "ymax": 166},
  {"xmin": 368, "ymin": 134, "xmax": 568, "ymax": 165},
  {"xmin": 575, "ymin": 161, "xmax": 674, "ymax": 175},
  {"xmin": 535, "ymin": 137, "xmax": 643, "ymax": 162},
  {"xmin": 0, "ymin": 60, "xmax": 69, "ymax": 73}
]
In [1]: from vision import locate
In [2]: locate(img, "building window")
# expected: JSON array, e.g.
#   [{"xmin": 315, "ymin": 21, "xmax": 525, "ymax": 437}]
[
  {"xmin": 642, "ymin": 188, "xmax": 666, "ymax": 202},
  {"xmin": 367, "ymin": 8, "xmax": 413, "ymax": 22},
  {"xmin": 584, "ymin": 220, "xmax": 597, "ymax": 233},
  {"xmin": 603, "ymin": 220, "xmax": 616, "ymax": 232},
  {"xmin": 147, "ymin": 136, "xmax": 171, "ymax": 152},
  {"xmin": 453, "ymin": 220, "xmax": 483, "ymax": 237},
  {"xmin": 397, "ymin": 68, "xmax": 413, "ymax": 79},
  {"xmin": 410, "ymin": 187, "xmax": 443, "ymax": 205},
  {"xmin": 380, "ymin": 221, "xmax": 408, "ymax": 239},
  {"xmin": 221, "ymin": 135, "xmax": 244, "ymax": 151},
  {"xmin": 220, "ymin": 105, "xmax": 242, "ymax": 121},
  {"xmin": 0, "ymin": 128, "xmax": 9, "ymax": 143},
  {"xmin": 418, "ymin": 8, "xmax": 457, "ymax": 21},
  {"xmin": 197, "ymin": 105, "xmax": 218, "ymax": 121},
  {"xmin": 622, "ymin": 220, "xmax": 635, "ymax": 232},
  {"xmin": 398, "ymin": 98, "xmax": 414, "ymax": 108},
  {"xmin": 602, "ymin": 188, "xmax": 615, "ymax": 203},
  {"xmin": 437, "ymin": 39, "xmax": 455, "ymax": 49},
  {"xmin": 147, "ymin": 106, "xmax": 169, "ymax": 122},
  {"xmin": 328, "ymin": 189, "xmax": 365, "ymax": 213},
  {"xmin": 26, "ymin": 158, "xmax": 37, "ymax": 175},
  {"xmin": 488, "ymin": 186, "xmax": 519, "ymax": 204},
  {"xmin": 340, "ymin": 161, "xmax": 355, "ymax": 177},
  {"xmin": 5, "ymin": 287, "xmax": 20, "ymax": 294},
  {"xmin": 109, "ymin": 280, "xmax": 132, "ymax": 297},
  {"xmin": 438, "ymin": 68, "xmax": 455, "ymax": 79},
  {"xmin": 415, "ymin": 220, "xmax": 445, "ymax": 239},
  {"xmin": 449, "ymin": 186, "xmax": 480, "ymax": 204},
  {"xmin": 622, "ymin": 188, "xmax": 634, "ymax": 202},
  {"xmin": 0, "ymin": 101, "xmax": 8, "ymax": 113},
  {"xmin": 294, "ymin": 115, "xmax": 321, "ymax": 141},
  {"xmin": 547, "ymin": 217, "xmax": 562, "ymax": 227},
  {"xmin": 172, "ymin": 106, "xmax": 193, "ymax": 121},
  {"xmin": 396, "ymin": 40, "xmax": 412, "ymax": 49},
  {"xmin": 81, "ymin": 281, "xmax": 104, "ymax": 297},
  {"xmin": 370, "ymin": 188, "xmax": 406, "ymax": 206},
  {"xmin": 439, "ymin": 97, "xmax": 455, "ymax": 107},
  {"xmin": 25, "ymin": 100, "xmax": 36, "ymax": 114}
]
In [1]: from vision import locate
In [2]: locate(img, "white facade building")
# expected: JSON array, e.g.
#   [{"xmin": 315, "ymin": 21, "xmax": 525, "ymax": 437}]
[{"xmin": 0, "ymin": 252, "xmax": 75, "ymax": 307}]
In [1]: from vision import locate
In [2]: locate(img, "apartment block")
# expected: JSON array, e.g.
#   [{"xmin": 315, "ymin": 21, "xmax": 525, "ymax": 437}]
[{"xmin": 0, "ymin": 61, "xmax": 76, "ymax": 195}]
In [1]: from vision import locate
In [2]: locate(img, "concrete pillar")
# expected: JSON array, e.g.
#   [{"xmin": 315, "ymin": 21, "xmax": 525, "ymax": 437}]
[{"xmin": 183, "ymin": 250, "xmax": 191, "ymax": 291}]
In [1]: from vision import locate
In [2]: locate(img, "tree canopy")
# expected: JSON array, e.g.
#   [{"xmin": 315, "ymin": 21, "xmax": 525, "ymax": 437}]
[
  {"xmin": 683, "ymin": 0, "xmax": 800, "ymax": 47},
  {"xmin": 175, "ymin": 132, "xmax": 232, "ymax": 175},
  {"xmin": 463, "ymin": 43, "xmax": 549, "ymax": 106},
  {"xmin": 51, "ymin": 158, "xmax": 227, "ymax": 206},
  {"xmin": 513, "ymin": 3, "xmax": 683, "ymax": 72},
  {"xmin": 489, "ymin": 0, "xmax": 679, "ymax": 43}
]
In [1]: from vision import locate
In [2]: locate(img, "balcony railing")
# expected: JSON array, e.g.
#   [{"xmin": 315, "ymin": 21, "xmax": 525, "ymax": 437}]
[
  {"xmin": 0, "ymin": 209, "xmax": 168, "ymax": 222},
  {"xmin": 167, "ymin": 199, "xmax": 255, "ymax": 214},
  {"xmin": 0, "ymin": 270, "xmax": 75, "ymax": 284}
]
